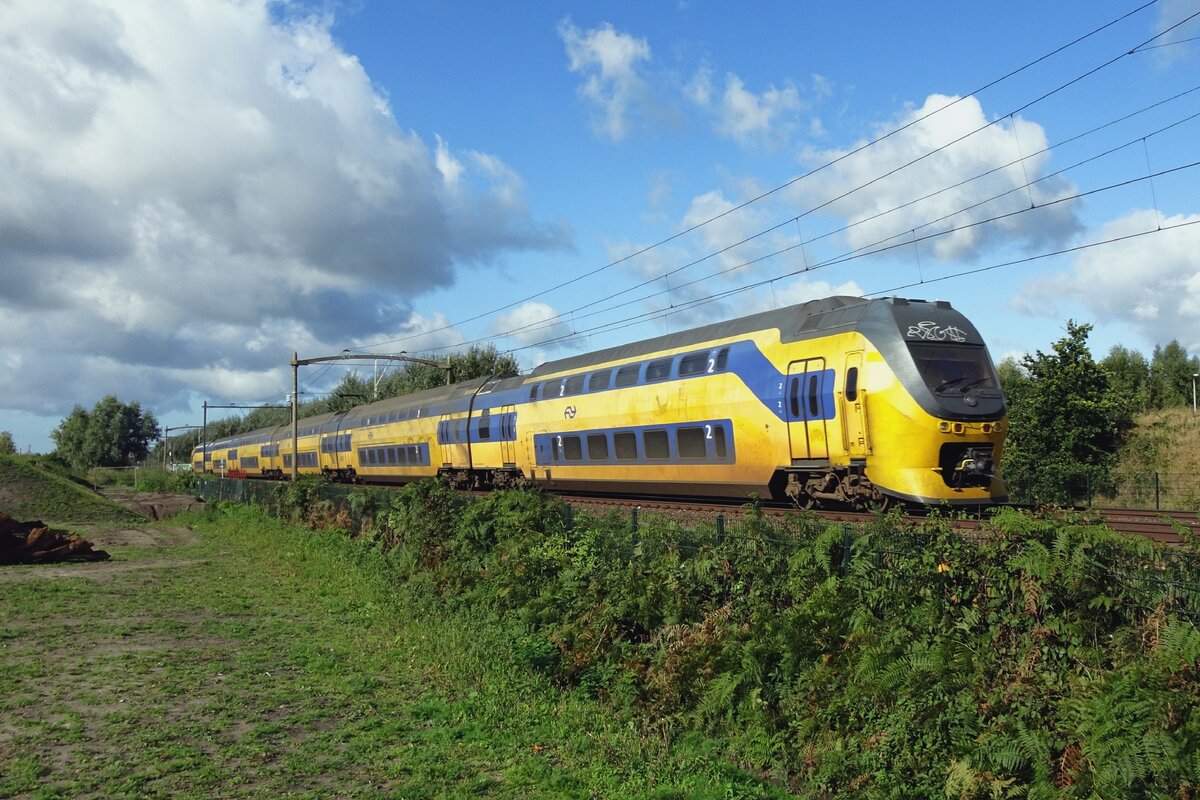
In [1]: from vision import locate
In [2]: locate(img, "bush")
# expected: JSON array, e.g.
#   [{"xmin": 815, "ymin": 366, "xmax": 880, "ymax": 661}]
[{"xmin": 218, "ymin": 482, "xmax": 1200, "ymax": 797}]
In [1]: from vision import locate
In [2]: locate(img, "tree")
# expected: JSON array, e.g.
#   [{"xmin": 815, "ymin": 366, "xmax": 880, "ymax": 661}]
[
  {"xmin": 1148, "ymin": 340, "xmax": 1200, "ymax": 409},
  {"xmin": 0, "ymin": 431, "xmax": 15, "ymax": 455},
  {"xmin": 1001, "ymin": 321, "xmax": 1134, "ymax": 505},
  {"xmin": 996, "ymin": 356, "xmax": 1031, "ymax": 406},
  {"xmin": 52, "ymin": 396, "xmax": 160, "ymax": 470},
  {"xmin": 1101, "ymin": 345, "xmax": 1150, "ymax": 412},
  {"xmin": 376, "ymin": 344, "xmax": 519, "ymax": 398},
  {"xmin": 191, "ymin": 344, "xmax": 524, "ymax": 445}
]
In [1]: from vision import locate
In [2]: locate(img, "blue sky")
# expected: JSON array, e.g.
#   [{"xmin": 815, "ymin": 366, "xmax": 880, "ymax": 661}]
[{"xmin": 1, "ymin": 0, "xmax": 1198, "ymax": 454}]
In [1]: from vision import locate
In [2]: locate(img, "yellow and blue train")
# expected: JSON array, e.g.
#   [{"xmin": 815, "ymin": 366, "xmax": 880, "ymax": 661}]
[{"xmin": 195, "ymin": 295, "xmax": 1007, "ymax": 507}]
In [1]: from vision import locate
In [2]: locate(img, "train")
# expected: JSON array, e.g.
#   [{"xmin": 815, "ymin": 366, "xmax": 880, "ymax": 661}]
[{"xmin": 194, "ymin": 295, "xmax": 1008, "ymax": 508}]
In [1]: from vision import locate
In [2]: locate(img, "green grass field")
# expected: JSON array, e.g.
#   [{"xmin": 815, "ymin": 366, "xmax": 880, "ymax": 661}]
[
  {"xmin": 0, "ymin": 455, "xmax": 143, "ymax": 525},
  {"xmin": 0, "ymin": 504, "xmax": 785, "ymax": 799}
]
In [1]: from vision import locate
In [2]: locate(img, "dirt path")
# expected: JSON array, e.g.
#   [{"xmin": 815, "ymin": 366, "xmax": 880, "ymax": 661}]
[{"xmin": 96, "ymin": 489, "xmax": 205, "ymax": 521}]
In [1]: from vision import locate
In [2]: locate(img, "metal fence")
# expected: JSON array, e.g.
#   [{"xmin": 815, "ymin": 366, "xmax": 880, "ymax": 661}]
[{"xmin": 1104, "ymin": 472, "xmax": 1200, "ymax": 511}]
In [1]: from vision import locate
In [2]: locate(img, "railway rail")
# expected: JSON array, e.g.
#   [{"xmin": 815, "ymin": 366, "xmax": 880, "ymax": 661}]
[
  {"xmin": 546, "ymin": 492, "xmax": 1200, "ymax": 546},
  {"xmin": 204, "ymin": 476, "xmax": 1198, "ymax": 545}
]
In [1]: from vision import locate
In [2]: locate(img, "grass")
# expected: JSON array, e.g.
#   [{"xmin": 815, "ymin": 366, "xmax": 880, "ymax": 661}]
[
  {"xmin": 0, "ymin": 503, "xmax": 787, "ymax": 799},
  {"xmin": 0, "ymin": 455, "xmax": 143, "ymax": 524}
]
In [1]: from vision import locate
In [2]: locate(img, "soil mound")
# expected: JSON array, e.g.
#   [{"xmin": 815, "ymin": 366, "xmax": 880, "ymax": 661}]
[{"xmin": 0, "ymin": 513, "xmax": 111, "ymax": 565}]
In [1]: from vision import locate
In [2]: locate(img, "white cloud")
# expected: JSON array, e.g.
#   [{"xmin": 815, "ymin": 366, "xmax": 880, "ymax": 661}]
[
  {"xmin": 558, "ymin": 18, "xmax": 652, "ymax": 141},
  {"xmin": 1155, "ymin": 0, "xmax": 1200, "ymax": 62},
  {"xmin": 0, "ymin": 0, "xmax": 569, "ymax": 420},
  {"xmin": 490, "ymin": 301, "xmax": 573, "ymax": 348},
  {"xmin": 684, "ymin": 67, "xmax": 713, "ymax": 107},
  {"xmin": 793, "ymin": 94, "xmax": 1082, "ymax": 262},
  {"xmin": 714, "ymin": 74, "xmax": 801, "ymax": 146},
  {"xmin": 772, "ymin": 278, "xmax": 865, "ymax": 308},
  {"xmin": 1027, "ymin": 210, "xmax": 1200, "ymax": 352}
]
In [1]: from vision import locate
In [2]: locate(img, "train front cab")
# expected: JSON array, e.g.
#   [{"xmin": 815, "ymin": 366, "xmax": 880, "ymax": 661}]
[{"xmin": 854, "ymin": 299, "xmax": 1007, "ymax": 506}]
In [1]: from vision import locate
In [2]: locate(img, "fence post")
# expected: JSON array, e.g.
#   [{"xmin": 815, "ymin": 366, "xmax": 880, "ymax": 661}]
[
  {"xmin": 716, "ymin": 514, "xmax": 725, "ymax": 545},
  {"xmin": 630, "ymin": 506, "xmax": 639, "ymax": 534},
  {"xmin": 838, "ymin": 524, "xmax": 854, "ymax": 578},
  {"xmin": 563, "ymin": 504, "xmax": 574, "ymax": 531}
]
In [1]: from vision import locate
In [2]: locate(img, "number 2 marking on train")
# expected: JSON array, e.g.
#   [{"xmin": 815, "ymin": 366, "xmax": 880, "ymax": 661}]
[{"xmin": 704, "ymin": 424, "xmax": 713, "ymax": 439}]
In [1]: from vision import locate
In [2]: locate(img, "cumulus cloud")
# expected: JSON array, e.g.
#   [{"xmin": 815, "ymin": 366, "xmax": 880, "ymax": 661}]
[
  {"xmin": 0, "ymin": 1, "xmax": 569, "ymax": 419},
  {"xmin": 714, "ymin": 74, "xmax": 802, "ymax": 146},
  {"xmin": 1026, "ymin": 210, "xmax": 1200, "ymax": 352},
  {"xmin": 688, "ymin": 69, "xmax": 825, "ymax": 149},
  {"xmin": 793, "ymin": 94, "xmax": 1082, "ymax": 262},
  {"xmin": 558, "ymin": 18, "xmax": 652, "ymax": 141},
  {"xmin": 490, "ymin": 301, "xmax": 574, "ymax": 348}
]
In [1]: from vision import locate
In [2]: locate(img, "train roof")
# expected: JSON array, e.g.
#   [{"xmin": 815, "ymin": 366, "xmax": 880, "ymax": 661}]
[
  {"xmin": 528, "ymin": 295, "xmax": 983, "ymax": 377},
  {"xmin": 202, "ymin": 294, "xmax": 985, "ymax": 450}
]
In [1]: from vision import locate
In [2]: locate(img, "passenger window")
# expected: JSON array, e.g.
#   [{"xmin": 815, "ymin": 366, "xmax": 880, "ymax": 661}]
[
  {"xmin": 563, "ymin": 375, "xmax": 585, "ymax": 396},
  {"xmin": 713, "ymin": 425, "xmax": 728, "ymax": 458},
  {"xmin": 614, "ymin": 432, "xmax": 638, "ymax": 460},
  {"xmin": 808, "ymin": 374, "xmax": 821, "ymax": 418},
  {"xmin": 586, "ymin": 434, "xmax": 609, "ymax": 461},
  {"xmin": 644, "ymin": 430, "xmax": 670, "ymax": 459},
  {"xmin": 678, "ymin": 352, "xmax": 708, "ymax": 377},
  {"xmin": 845, "ymin": 367, "xmax": 859, "ymax": 402},
  {"xmin": 714, "ymin": 347, "xmax": 730, "ymax": 371},
  {"xmin": 588, "ymin": 371, "xmax": 611, "ymax": 391},
  {"xmin": 478, "ymin": 409, "xmax": 491, "ymax": 440},
  {"xmin": 789, "ymin": 377, "xmax": 801, "ymax": 419},
  {"xmin": 677, "ymin": 427, "xmax": 706, "ymax": 458},
  {"xmin": 615, "ymin": 365, "xmax": 639, "ymax": 387},
  {"xmin": 529, "ymin": 383, "xmax": 540, "ymax": 401},
  {"xmin": 646, "ymin": 358, "xmax": 672, "ymax": 382},
  {"xmin": 562, "ymin": 435, "xmax": 583, "ymax": 461}
]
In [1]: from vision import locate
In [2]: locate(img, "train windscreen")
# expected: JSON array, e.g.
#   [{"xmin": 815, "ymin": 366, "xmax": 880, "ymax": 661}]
[{"xmin": 909, "ymin": 344, "xmax": 997, "ymax": 394}]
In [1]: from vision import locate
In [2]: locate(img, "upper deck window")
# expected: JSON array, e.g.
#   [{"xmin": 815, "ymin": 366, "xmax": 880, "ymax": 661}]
[{"xmin": 645, "ymin": 358, "xmax": 672, "ymax": 382}]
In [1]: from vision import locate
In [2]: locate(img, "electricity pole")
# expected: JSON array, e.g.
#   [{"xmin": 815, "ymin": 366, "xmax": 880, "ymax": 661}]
[{"xmin": 289, "ymin": 352, "xmax": 451, "ymax": 480}]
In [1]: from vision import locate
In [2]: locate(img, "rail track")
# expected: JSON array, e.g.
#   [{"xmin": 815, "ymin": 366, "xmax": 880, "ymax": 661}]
[
  {"xmin": 209, "ymin": 476, "xmax": 1199, "ymax": 545},
  {"xmin": 547, "ymin": 492, "xmax": 1200, "ymax": 546}
]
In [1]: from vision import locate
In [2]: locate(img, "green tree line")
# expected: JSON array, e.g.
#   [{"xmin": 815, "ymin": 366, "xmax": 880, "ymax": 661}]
[
  {"xmin": 998, "ymin": 327, "xmax": 1198, "ymax": 505},
  {"xmin": 159, "ymin": 344, "xmax": 518, "ymax": 462}
]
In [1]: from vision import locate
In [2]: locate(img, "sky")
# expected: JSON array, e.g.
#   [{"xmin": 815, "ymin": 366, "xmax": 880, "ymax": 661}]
[{"xmin": 1, "ymin": 0, "xmax": 1199, "ymax": 454}]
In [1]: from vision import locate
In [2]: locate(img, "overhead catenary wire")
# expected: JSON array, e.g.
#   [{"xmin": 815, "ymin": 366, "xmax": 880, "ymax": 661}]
[
  {"xmin": 238, "ymin": 3, "xmax": 1198, "ymax": 403},
  {"xmin": 456, "ymin": 103, "xmax": 1200, "ymax": 351},
  {"xmin": 404, "ymin": 106, "xmax": 1200, "ymax": 357},
  {"xmin": 351, "ymin": 1, "xmax": 1165, "ymax": 353},
  {"xmin": 490, "ymin": 165, "xmax": 1200, "ymax": 356}
]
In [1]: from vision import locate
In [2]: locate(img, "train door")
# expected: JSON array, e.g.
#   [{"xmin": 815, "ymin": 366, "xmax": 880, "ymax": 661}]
[
  {"xmin": 531, "ymin": 431, "xmax": 554, "ymax": 481},
  {"xmin": 786, "ymin": 358, "xmax": 830, "ymax": 461},
  {"xmin": 438, "ymin": 414, "xmax": 453, "ymax": 466},
  {"xmin": 842, "ymin": 352, "xmax": 868, "ymax": 457},
  {"xmin": 500, "ymin": 405, "xmax": 517, "ymax": 466}
]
